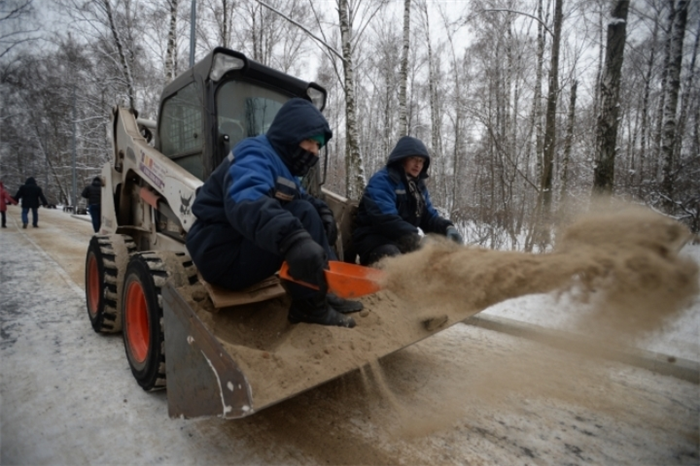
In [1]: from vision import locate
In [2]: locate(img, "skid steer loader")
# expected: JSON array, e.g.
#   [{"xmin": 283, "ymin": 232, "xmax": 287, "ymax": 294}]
[{"xmin": 83, "ymin": 47, "xmax": 460, "ymax": 419}]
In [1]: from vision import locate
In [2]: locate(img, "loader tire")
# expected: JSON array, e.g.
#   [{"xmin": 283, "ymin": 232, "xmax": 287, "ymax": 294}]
[
  {"xmin": 85, "ymin": 234, "xmax": 136, "ymax": 333},
  {"xmin": 121, "ymin": 251, "xmax": 197, "ymax": 391}
]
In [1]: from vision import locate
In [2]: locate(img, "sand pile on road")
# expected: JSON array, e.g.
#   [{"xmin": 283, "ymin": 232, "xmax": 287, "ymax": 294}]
[{"xmin": 187, "ymin": 203, "xmax": 697, "ymax": 413}]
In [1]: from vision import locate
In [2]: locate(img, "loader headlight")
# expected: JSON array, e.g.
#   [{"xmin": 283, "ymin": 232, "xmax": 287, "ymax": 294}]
[
  {"xmin": 306, "ymin": 84, "xmax": 327, "ymax": 111},
  {"xmin": 210, "ymin": 53, "xmax": 246, "ymax": 82}
]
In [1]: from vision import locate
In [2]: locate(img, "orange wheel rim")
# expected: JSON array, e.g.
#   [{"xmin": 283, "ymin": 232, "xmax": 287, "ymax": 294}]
[
  {"xmin": 87, "ymin": 254, "xmax": 100, "ymax": 316},
  {"xmin": 125, "ymin": 281, "xmax": 149, "ymax": 363}
]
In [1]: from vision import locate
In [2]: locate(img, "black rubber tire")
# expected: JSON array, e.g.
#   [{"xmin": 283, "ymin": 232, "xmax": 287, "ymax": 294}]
[
  {"xmin": 121, "ymin": 251, "xmax": 197, "ymax": 391},
  {"xmin": 84, "ymin": 234, "xmax": 136, "ymax": 333}
]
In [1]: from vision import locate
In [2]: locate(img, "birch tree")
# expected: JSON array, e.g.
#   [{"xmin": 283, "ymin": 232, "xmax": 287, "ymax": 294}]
[
  {"xmin": 660, "ymin": 0, "xmax": 688, "ymax": 205},
  {"xmin": 59, "ymin": 0, "xmax": 145, "ymax": 110},
  {"xmin": 592, "ymin": 0, "xmax": 630, "ymax": 194},
  {"xmin": 398, "ymin": 0, "xmax": 410, "ymax": 136},
  {"xmin": 539, "ymin": 0, "xmax": 563, "ymax": 211},
  {"xmin": 164, "ymin": 0, "xmax": 179, "ymax": 82},
  {"xmin": 338, "ymin": 0, "xmax": 364, "ymax": 199},
  {"xmin": 417, "ymin": 0, "xmax": 441, "ymax": 159},
  {"xmin": 637, "ymin": 5, "xmax": 661, "ymax": 187}
]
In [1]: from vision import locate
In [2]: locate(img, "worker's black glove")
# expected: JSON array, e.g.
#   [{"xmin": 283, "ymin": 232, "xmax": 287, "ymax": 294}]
[
  {"xmin": 316, "ymin": 204, "xmax": 338, "ymax": 246},
  {"xmin": 284, "ymin": 233, "xmax": 328, "ymax": 293},
  {"xmin": 445, "ymin": 226, "xmax": 463, "ymax": 245},
  {"xmin": 396, "ymin": 232, "xmax": 422, "ymax": 253}
]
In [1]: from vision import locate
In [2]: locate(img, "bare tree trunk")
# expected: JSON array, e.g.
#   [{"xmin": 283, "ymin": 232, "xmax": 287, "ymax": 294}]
[
  {"xmin": 251, "ymin": 2, "xmax": 261, "ymax": 62},
  {"xmin": 221, "ymin": 0, "xmax": 232, "ymax": 48},
  {"xmin": 592, "ymin": 0, "xmax": 629, "ymax": 195},
  {"xmin": 522, "ymin": 0, "xmax": 545, "ymax": 249},
  {"xmin": 673, "ymin": 17, "xmax": 698, "ymax": 166},
  {"xmin": 560, "ymin": 80, "xmax": 577, "ymax": 203},
  {"xmin": 661, "ymin": 0, "xmax": 689, "ymax": 207},
  {"xmin": 398, "ymin": 0, "xmax": 410, "ymax": 137},
  {"xmin": 102, "ymin": 0, "xmax": 136, "ymax": 110},
  {"xmin": 423, "ymin": 6, "xmax": 440, "ymax": 160},
  {"xmin": 535, "ymin": 0, "xmax": 563, "ymax": 247},
  {"xmin": 638, "ymin": 16, "xmax": 660, "ymax": 190},
  {"xmin": 165, "ymin": 0, "xmax": 179, "ymax": 83},
  {"xmin": 653, "ymin": 0, "xmax": 676, "ymax": 179},
  {"xmin": 437, "ymin": 5, "xmax": 463, "ymax": 220},
  {"xmin": 502, "ymin": 11, "xmax": 516, "ymax": 240},
  {"xmin": 593, "ymin": 1, "xmax": 604, "ymax": 121},
  {"xmin": 338, "ymin": 0, "xmax": 365, "ymax": 199}
]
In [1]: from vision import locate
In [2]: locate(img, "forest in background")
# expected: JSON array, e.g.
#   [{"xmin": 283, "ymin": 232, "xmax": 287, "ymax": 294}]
[{"xmin": 0, "ymin": 0, "xmax": 698, "ymax": 250}]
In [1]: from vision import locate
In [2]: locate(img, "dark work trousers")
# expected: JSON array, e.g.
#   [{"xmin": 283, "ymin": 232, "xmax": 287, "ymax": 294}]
[
  {"xmin": 88, "ymin": 204, "xmax": 101, "ymax": 233},
  {"xmin": 209, "ymin": 199, "xmax": 334, "ymax": 300},
  {"xmin": 21, "ymin": 207, "xmax": 38, "ymax": 227},
  {"xmin": 1, "ymin": 211, "xmax": 6, "ymax": 227},
  {"xmin": 355, "ymin": 232, "xmax": 403, "ymax": 265},
  {"xmin": 360, "ymin": 242, "xmax": 401, "ymax": 266}
]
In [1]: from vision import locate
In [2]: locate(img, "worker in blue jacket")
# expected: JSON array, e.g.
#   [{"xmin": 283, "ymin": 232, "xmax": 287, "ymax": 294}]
[
  {"xmin": 352, "ymin": 136, "xmax": 463, "ymax": 265},
  {"xmin": 186, "ymin": 98, "xmax": 361, "ymax": 328}
]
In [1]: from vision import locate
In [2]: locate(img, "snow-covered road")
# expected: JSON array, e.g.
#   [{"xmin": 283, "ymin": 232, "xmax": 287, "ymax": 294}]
[{"xmin": 1, "ymin": 207, "xmax": 698, "ymax": 465}]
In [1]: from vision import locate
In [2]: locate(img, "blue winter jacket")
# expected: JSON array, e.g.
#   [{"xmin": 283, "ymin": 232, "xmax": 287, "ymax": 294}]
[
  {"xmin": 352, "ymin": 136, "xmax": 452, "ymax": 254},
  {"xmin": 186, "ymin": 98, "xmax": 333, "ymax": 280}
]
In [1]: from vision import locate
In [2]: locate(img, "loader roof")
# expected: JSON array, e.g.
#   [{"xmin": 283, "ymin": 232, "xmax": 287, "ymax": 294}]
[{"xmin": 161, "ymin": 47, "xmax": 324, "ymax": 109}]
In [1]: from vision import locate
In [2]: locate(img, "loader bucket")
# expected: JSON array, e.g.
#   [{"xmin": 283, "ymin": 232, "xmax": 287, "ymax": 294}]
[{"xmin": 160, "ymin": 280, "xmax": 468, "ymax": 420}]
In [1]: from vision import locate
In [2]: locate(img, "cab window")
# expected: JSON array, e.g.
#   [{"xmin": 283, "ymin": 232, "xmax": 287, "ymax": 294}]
[
  {"xmin": 216, "ymin": 80, "xmax": 288, "ymax": 151},
  {"xmin": 160, "ymin": 81, "xmax": 204, "ymax": 179}
]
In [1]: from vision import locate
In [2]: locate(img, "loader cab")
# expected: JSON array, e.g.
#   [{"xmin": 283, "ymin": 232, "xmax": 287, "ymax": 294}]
[{"xmin": 156, "ymin": 48, "xmax": 327, "ymax": 182}]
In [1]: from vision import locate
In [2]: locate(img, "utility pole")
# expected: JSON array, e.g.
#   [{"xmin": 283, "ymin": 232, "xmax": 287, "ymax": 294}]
[
  {"xmin": 72, "ymin": 84, "xmax": 77, "ymax": 208},
  {"xmin": 189, "ymin": 0, "xmax": 196, "ymax": 67}
]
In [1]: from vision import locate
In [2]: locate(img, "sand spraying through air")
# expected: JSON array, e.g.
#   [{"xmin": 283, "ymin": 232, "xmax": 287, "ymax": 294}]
[
  {"xmin": 369, "ymin": 204, "xmax": 698, "ymax": 438},
  {"xmin": 382, "ymin": 204, "xmax": 697, "ymax": 339}
]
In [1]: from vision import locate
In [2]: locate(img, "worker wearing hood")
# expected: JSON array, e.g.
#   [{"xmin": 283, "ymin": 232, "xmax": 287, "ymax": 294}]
[
  {"xmin": 187, "ymin": 98, "xmax": 361, "ymax": 328},
  {"xmin": 352, "ymin": 136, "xmax": 463, "ymax": 265},
  {"xmin": 14, "ymin": 177, "xmax": 48, "ymax": 229}
]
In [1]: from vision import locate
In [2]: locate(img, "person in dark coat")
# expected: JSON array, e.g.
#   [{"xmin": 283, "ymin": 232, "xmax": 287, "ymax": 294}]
[
  {"xmin": 14, "ymin": 177, "xmax": 48, "ymax": 229},
  {"xmin": 0, "ymin": 181, "xmax": 18, "ymax": 228},
  {"xmin": 186, "ymin": 98, "xmax": 361, "ymax": 328},
  {"xmin": 352, "ymin": 136, "xmax": 463, "ymax": 265},
  {"xmin": 81, "ymin": 176, "xmax": 102, "ymax": 233}
]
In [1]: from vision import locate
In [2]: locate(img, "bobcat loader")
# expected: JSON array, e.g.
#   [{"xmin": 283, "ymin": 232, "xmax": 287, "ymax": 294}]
[{"xmin": 84, "ymin": 47, "xmax": 459, "ymax": 420}]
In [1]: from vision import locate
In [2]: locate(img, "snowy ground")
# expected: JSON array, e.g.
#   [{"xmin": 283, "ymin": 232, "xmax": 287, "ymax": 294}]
[{"xmin": 1, "ymin": 207, "xmax": 698, "ymax": 465}]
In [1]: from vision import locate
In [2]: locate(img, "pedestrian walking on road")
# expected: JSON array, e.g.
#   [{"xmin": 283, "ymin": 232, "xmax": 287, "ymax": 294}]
[
  {"xmin": 0, "ymin": 181, "xmax": 18, "ymax": 228},
  {"xmin": 14, "ymin": 177, "xmax": 48, "ymax": 229},
  {"xmin": 81, "ymin": 176, "xmax": 102, "ymax": 233}
]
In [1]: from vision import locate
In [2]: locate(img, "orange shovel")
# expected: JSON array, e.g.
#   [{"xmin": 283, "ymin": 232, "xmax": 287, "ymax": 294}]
[{"xmin": 279, "ymin": 260, "xmax": 384, "ymax": 299}]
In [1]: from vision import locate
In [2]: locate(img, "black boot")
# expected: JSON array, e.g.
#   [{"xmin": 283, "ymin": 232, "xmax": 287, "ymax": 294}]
[
  {"xmin": 327, "ymin": 293, "xmax": 363, "ymax": 314},
  {"xmin": 288, "ymin": 294, "xmax": 356, "ymax": 328}
]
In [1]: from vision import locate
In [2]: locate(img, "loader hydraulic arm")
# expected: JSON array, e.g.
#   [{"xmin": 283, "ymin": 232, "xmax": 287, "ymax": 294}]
[{"xmin": 108, "ymin": 106, "xmax": 203, "ymax": 239}]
